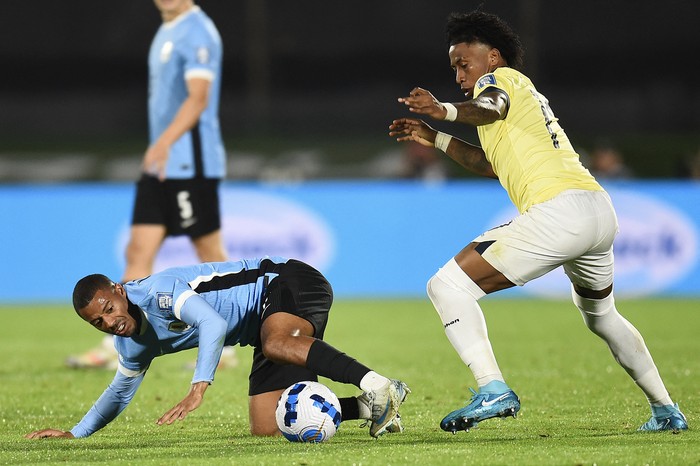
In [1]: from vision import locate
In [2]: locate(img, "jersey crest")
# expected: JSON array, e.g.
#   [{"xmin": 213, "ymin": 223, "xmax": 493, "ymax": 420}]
[
  {"xmin": 477, "ymin": 74, "xmax": 497, "ymax": 89},
  {"xmin": 160, "ymin": 41, "xmax": 173, "ymax": 63},
  {"xmin": 156, "ymin": 292, "xmax": 173, "ymax": 311}
]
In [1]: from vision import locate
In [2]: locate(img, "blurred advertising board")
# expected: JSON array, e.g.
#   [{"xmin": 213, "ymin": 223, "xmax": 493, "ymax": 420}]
[{"xmin": 1, "ymin": 181, "xmax": 698, "ymax": 302}]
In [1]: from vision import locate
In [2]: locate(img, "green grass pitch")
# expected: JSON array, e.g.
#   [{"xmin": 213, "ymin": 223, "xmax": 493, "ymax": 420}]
[{"xmin": 1, "ymin": 298, "xmax": 698, "ymax": 465}]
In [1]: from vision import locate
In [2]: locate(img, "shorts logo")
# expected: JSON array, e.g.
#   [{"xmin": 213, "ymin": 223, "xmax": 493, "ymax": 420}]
[
  {"xmin": 477, "ymin": 74, "xmax": 497, "ymax": 89},
  {"xmin": 157, "ymin": 292, "xmax": 173, "ymax": 311}
]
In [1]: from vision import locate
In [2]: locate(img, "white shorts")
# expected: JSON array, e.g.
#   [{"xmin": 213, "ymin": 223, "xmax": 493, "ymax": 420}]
[{"xmin": 474, "ymin": 189, "xmax": 619, "ymax": 290}]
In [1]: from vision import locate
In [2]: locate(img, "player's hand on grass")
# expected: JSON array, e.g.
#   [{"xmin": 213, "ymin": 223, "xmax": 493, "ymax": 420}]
[
  {"xmin": 25, "ymin": 429, "xmax": 74, "ymax": 439},
  {"xmin": 389, "ymin": 118, "xmax": 437, "ymax": 147},
  {"xmin": 157, "ymin": 381, "xmax": 209, "ymax": 426},
  {"xmin": 398, "ymin": 87, "xmax": 448, "ymax": 120}
]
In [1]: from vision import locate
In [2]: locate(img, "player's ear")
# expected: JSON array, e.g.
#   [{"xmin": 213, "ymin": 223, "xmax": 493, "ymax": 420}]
[
  {"xmin": 114, "ymin": 282, "xmax": 125, "ymax": 296},
  {"xmin": 490, "ymin": 48, "xmax": 500, "ymax": 66}
]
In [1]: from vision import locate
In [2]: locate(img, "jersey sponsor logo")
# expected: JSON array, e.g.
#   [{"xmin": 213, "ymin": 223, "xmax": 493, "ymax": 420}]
[
  {"xmin": 168, "ymin": 320, "xmax": 191, "ymax": 332},
  {"xmin": 157, "ymin": 292, "xmax": 173, "ymax": 311},
  {"xmin": 160, "ymin": 41, "xmax": 174, "ymax": 63},
  {"xmin": 477, "ymin": 74, "xmax": 497, "ymax": 89},
  {"xmin": 197, "ymin": 47, "xmax": 210, "ymax": 65}
]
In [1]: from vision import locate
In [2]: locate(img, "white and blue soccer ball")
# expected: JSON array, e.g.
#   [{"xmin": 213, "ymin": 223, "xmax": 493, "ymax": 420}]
[{"xmin": 275, "ymin": 381, "xmax": 342, "ymax": 443}]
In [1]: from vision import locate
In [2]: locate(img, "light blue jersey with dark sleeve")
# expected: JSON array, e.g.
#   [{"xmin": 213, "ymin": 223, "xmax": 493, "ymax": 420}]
[
  {"xmin": 148, "ymin": 6, "xmax": 225, "ymax": 179},
  {"xmin": 70, "ymin": 257, "xmax": 288, "ymax": 438}
]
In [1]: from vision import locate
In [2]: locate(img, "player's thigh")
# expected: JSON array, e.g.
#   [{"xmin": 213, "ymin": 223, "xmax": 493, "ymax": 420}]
[
  {"xmin": 261, "ymin": 312, "xmax": 315, "ymax": 339},
  {"xmin": 259, "ymin": 312, "xmax": 316, "ymax": 365},
  {"xmin": 475, "ymin": 192, "xmax": 604, "ymax": 286},
  {"xmin": 192, "ymin": 229, "xmax": 227, "ymax": 262},
  {"xmin": 125, "ymin": 224, "xmax": 166, "ymax": 258},
  {"xmin": 261, "ymin": 260, "xmax": 332, "ymax": 339},
  {"xmin": 249, "ymin": 389, "xmax": 284, "ymax": 436},
  {"xmin": 454, "ymin": 243, "xmax": 515, "ymax": 293}
]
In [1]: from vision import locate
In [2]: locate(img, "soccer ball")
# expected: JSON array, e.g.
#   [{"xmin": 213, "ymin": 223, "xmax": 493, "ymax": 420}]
[{"xmin": 275, "ymin": 381, "xmax": 342, "ymax": 443}]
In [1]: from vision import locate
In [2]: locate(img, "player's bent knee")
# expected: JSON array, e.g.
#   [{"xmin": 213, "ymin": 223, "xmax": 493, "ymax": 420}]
[
  {"xmin": 250, "ymin": 423, "xmax": 281, "ymax": 436},
  {"xmin": 260, "ymin": 333, "xmax": 298, "ymax": 364},
  {"xmin": 249, "ymin": 390, "xmax": 284, "ymax": 436},
  {"xmin": 427, "ymin": 274, "xmax": 454, "ymax": 319},
  {"xmin": 426, "ymin": 274, "xmax": 443, "ymax": 304},
  {"xmin": 261, "ymin": 337, "xmax": 283, "ymax": 362}
]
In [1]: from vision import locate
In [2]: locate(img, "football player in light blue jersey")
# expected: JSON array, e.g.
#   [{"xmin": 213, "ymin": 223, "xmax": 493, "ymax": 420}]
[
  {"xmin": 26, "ymin": 258, "xmax": 409, "ymax": 440},
  {"xmin": 67, "ymin": 0, "xmax": 231, "ymax": 372},
  {"xmin": 147, "ymin": 1, "xmax": 224, "ymax": 180},
  {"xmin": 129, "ymin": 0, "xmax": 228, "ymax": 280}
]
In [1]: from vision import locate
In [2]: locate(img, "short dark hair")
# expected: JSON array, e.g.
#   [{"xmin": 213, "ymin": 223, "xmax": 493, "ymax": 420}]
[
  {"xmin": 445, "ymin": 11, "xmax": 524, "ymax": 70},
  {"xmin": 73, "ymin": 274, "xmax": 114, "ymax": 314}
]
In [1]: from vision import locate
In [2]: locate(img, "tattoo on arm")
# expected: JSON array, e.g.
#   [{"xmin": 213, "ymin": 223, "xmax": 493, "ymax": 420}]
[
  {"xmin": 454, "ymin": 90, "xmax": 508, "ymax": 126},
  {"xmin": 446, "ymin": 138, "xmax": 497, "ymax": 179}
]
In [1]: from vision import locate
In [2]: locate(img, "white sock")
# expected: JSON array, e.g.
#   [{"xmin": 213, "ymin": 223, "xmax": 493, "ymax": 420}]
[
  {"xmin": 357, "ymin": 395, "xmax": 372, "ymax": 419},
  {"xmin": 427, "ymin": 258, "xmax": 504, "ymax": 386},
  {"xmin": 572, "ymin": 287, "xmax": 672, "ymax": 406},
  {"xmin": 359, "ymin": 370, "xmax": 390, "ymax": 393}
]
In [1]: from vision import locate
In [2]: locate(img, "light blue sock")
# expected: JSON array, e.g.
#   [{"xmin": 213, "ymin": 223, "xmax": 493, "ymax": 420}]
[
  {"xmin": 479, "ymin": 380, "xmax": 510, "ymax": 394},
  {"xmin": 651, "ymin": 403, "xmax": 678, "ymax": 418}
]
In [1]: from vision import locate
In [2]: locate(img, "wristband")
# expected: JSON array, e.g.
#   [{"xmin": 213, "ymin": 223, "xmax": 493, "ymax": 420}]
[
  {"xmin": 442, "ymin": 102, "xmax": 458, "ymax": 121},
  {"xmin": 434, "ymin": 132, "xmax": 453, "ymax": 153}
]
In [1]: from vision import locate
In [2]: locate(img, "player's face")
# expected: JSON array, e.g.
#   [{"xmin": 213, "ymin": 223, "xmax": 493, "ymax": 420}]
[
  {"xmin": 78, "ymin": 283, "xmax": 139, "ymax": 337},
  {"xmin": 449, "ymin": 42, "xmax": 497, "ymax": 99},
  {"xmin": 153, "ymin": 0, "xmax": 193, "ymax": 20}
]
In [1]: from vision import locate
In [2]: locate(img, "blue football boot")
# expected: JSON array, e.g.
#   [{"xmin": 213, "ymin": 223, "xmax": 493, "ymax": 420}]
[
  {"xmin": 638, "ymin": 403, "xmax": 688, "ymax": 432},
  {"xmin": 441, "ymin": 388, "xmax": 520, "ymax": 433}
]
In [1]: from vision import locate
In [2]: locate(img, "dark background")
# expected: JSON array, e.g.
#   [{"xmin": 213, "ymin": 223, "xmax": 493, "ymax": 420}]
[{"xmin": 2, "ymin": 0, "xmax": 699, "ymax": 179}]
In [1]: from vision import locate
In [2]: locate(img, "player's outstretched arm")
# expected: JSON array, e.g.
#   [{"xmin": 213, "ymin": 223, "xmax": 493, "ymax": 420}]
[
  {"xmin": 388, "ymin": 117, "xmax": 438, "ymax": 146},
  {"xmin": 443, "ymin": 137, "xmax": 497, "ymax": 179},
  {"xmin": 397, "ymin": 87, "xmax": 449, "ymax": 120},
  {"xmin": 398, "ymin": 87, "xmax": 507, "ymax": 127},
  {"xmin": 25, "ymin": 429, "xmax": 75, "ymax": 439},
  {"xmin": 389, "ymin": 118, "xmax": 496, "ymax": 179},
  {"xmin": 157, "ymin": 381, "xmax": 210, "ymax": 425}
]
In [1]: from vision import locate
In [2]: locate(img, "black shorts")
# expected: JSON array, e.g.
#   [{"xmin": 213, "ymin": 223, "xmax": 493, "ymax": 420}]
[
  {"xmin": 131, "ymin": 174, "xmax": 221, "ymax": 238},
  {"xmin": 248, "ymin": 259, "xmax": 333, "ymax": 396}
]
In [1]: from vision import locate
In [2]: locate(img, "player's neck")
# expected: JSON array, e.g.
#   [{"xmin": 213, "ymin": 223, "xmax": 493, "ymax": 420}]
[{"xmin": 160, "ymin": 2, "xmax": 195, "ymax": 23}]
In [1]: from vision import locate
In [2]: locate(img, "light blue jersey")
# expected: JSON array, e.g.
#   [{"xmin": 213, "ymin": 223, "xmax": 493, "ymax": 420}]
[
  {"xmin": 148, "ymin": 6, "xmax": 225, "ymax": 179},
  {"xmin": 70, "ymin": 257, "xmax": 289, "ymax": 438}
]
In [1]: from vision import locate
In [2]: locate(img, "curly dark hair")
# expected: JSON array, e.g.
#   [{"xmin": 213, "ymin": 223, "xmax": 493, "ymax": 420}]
[
  {"xmin": 445, "ymin": 11, "xmax": 524, "ymax": 70},
  {"xmin": 72, "ymin": 273, "xmax": 114, "ymax": 314}
]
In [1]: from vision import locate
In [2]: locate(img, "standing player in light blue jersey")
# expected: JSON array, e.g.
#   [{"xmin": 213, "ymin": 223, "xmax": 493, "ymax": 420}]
[
  {"xmin": 67, "ymin": 0, "xmax": 234, "ymax": 371},
  {"xmin": 131, "ymin": 0, "xmax": 227, "ymax": 280},
  {"xmin": 26, "ymin": 258, "xmax": 409, "ymax": 439},
  {"xmin": 389, "ymin": 10, "xmax": 686, "ymax": 434}
]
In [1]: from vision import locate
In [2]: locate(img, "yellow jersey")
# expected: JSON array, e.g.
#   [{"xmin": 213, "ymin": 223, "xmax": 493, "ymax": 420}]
[{"xmin": 472, "ymin": 67, "xmax": 602, "ymax": 213}]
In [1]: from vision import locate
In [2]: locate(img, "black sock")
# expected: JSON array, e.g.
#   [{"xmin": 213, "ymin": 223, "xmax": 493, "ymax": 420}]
[
  {"xmin": 338, "ymin": 397, "xmax": 360, "ymax": 420},
  {"xmin": 306, "ymin": 340, "xmax": 371, "ymax": 388}
]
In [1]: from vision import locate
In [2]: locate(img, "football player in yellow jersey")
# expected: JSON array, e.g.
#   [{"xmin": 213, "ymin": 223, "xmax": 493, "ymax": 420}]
[{"xmin": 389, "ymin": 10, "xmax": 687, "ymax": 433}]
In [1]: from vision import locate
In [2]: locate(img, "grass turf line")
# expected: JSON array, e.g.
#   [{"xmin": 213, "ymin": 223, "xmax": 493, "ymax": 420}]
[{"xmin": 1, "ymin": 299, "xmax": 698, "ymax": 465}]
